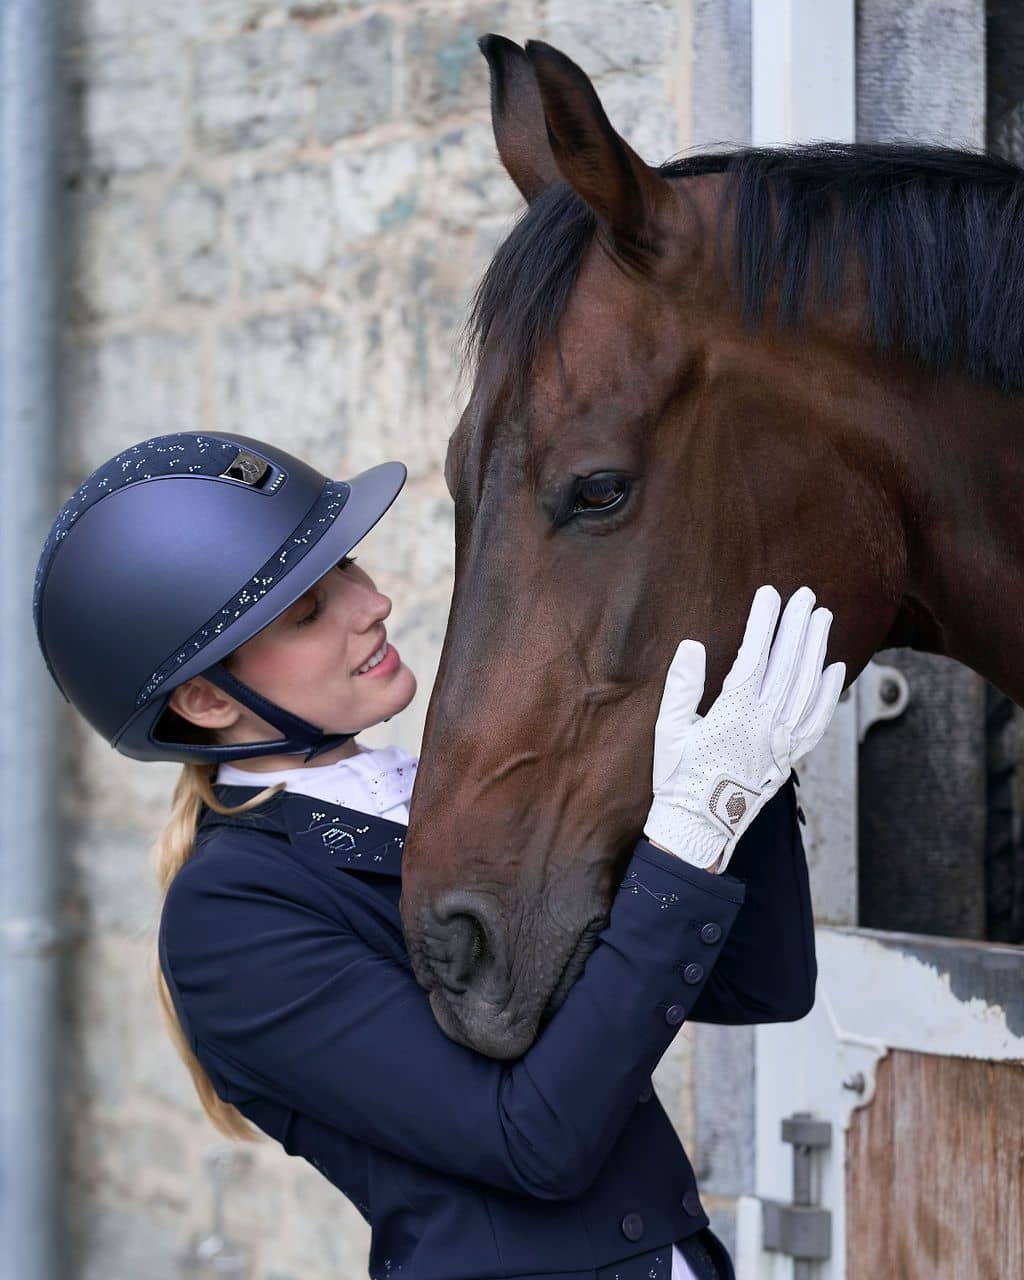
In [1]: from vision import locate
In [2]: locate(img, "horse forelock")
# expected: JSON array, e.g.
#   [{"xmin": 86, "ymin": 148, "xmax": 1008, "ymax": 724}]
[
  {"xmin": 462, "ymin": 181, "xmax": 597, "ymax": 415},
  {"xmin": 464, "ymin": 141, "xmax": 1024, "ymax": 404}
]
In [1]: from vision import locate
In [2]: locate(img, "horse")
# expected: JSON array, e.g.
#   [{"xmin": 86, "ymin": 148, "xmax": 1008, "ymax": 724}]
[{"xmin": 397, "ymin": 35, "xmax": 1024, "ymax": 1060}]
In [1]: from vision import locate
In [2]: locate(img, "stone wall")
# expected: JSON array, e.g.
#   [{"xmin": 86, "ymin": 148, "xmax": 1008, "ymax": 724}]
[{"xmin": 59, "ymin": 2, "xmax": 705, "ymax": 1276}]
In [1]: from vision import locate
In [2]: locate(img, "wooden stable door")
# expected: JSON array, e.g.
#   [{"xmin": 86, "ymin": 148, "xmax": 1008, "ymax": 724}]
[
  {"xmin": 846, "ymin": 1051, "xmax": 1024, "ymax": 1280},
  {"xmin": 735, "ymin": 926, "xmax": 1024, "ymax": 1280}
]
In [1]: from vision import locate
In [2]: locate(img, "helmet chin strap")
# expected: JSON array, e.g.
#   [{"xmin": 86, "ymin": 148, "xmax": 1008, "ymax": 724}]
[{"xmin": 200, "ymin": 660, "xmax": 386, "ymax": 764}]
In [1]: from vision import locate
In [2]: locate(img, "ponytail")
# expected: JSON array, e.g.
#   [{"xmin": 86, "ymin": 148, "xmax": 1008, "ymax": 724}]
[{"xmin": 149, "ymin": 721, "xmax": 286, "ymax": 1139}]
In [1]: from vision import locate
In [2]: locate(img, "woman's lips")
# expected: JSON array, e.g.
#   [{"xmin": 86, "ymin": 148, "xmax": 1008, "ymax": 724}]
[{"xmin": 354, "ymin": 642, "xmax": 400, "ymax": 678}]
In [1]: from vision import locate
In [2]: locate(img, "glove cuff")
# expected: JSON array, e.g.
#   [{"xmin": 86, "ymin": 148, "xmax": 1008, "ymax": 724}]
[{"xmin": 643, "ymin": 798, "xmax": 728, "ymax": 870}]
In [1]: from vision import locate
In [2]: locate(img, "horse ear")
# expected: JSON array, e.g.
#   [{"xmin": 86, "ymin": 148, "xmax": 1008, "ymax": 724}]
[
  {"xmin": 478, "ymin": 34, "xmax": 561, "ymax": 205},
  {"xmin": 523, "ymin": 39, "xmax": 672, "ymax": 255}
]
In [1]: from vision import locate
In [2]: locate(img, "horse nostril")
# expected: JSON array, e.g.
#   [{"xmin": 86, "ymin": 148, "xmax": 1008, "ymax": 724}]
[
  {"xmin": 428, "ymin": 892, "xmax": 498, "ymax": 994},
  {"xmin": 445, "ymin": 914, "xmax": 486, "ymax": 988}
]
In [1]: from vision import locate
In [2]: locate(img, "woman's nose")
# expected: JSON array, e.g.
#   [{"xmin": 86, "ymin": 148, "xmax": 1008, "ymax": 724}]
[{"xmin": 345, "ymin": 589, "xmax": 390, "ymax": 635}]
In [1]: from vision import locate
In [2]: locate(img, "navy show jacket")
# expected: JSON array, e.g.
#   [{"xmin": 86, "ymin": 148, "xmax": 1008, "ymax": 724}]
[{"xmin": 158, "ymin": 777, "xmax": 815, "ymax": 1280}]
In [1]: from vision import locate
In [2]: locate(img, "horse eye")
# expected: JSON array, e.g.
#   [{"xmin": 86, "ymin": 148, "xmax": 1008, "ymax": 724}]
[{"xmin": 572, "ymin": 476, "xmax": 629, "ymax": 516}]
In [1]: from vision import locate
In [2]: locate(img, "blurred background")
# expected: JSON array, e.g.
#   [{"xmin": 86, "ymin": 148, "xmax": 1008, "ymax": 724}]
[{"xmin": 3, "ymin": 1, "xmax": 1023, "ymax": 1277}]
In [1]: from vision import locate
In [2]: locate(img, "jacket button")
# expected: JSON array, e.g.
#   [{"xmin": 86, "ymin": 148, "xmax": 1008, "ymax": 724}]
[
  {"xmin": 683, "ymin": 962, "xmax": 705, "ymax": 985},
  {"xmin": 621, "ymin": 1212, "xmax": 645, "ymax": 1241},
  {"xmin": 638, "ymin": 1084, "xmax": 653, "ymax": 1103},
  {"xmin": 699, "ymin": 922, "xmax": 722, "ymax": 944},
  {"xmin": 682, "ymin": 1190, "xmax": 702, "ymax": 1216},
  {"xmin": 664, "ymin": 1004, "xmax": 685, "ymax": 1026}
]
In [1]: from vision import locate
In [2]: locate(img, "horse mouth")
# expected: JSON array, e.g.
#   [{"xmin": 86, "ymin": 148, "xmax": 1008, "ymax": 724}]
[
  {"xmin": 423, "ymin": 913, "xmax": 611, "ymax": 1057},
  {"xmin": 539, "ymin": 916, "xmax": 608, "ymax": 1024},
  {"xmin": 427, "ymin": 987, "xmax": 531, "ymax": 1059}
]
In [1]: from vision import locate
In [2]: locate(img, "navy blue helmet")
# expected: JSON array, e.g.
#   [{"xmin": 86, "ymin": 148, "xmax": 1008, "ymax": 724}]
[{"xmin": 33, "ymin": 431, "xmax": 406, "ymax": 764}]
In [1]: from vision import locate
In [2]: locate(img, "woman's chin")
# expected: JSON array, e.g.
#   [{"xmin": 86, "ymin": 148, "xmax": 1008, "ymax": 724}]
[
  {"xmin": 392, "ymin": 662, "xmax": 417, "ymax": 704},
  {"xmin": 369, "ymin": 661, "xmax": 416, "ymax": 714}
]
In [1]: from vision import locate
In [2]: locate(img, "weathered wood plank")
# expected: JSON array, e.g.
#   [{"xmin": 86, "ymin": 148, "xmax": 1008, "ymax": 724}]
[{"xmin": 847, "ymin": 1050, "xmax": 1024, "ymax": 1280}]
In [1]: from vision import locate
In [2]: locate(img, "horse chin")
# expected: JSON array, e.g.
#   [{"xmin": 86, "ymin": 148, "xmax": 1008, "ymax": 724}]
[{"xmin": 428, "ymin": 988, "xmax": 538, "ymax": 1060}]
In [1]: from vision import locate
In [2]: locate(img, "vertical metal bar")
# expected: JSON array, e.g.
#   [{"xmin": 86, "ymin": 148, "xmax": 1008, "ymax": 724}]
[
  {"xmin": 793, "ymin": 1143, "xmax": 812, "ymax": 1206},
  {"xmin": 793, "ymin": 1129, "xmax": 813, "ymax": 1280},
  {"xmin": 0, "ymin": 1, "xmax": 66, "ymax": 1278}
]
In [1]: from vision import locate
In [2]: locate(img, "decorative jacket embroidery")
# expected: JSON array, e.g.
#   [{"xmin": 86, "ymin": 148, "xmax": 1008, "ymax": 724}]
[
  {"xmin": 293, "ymin": 805, "xmax": 405, "ymax": 866},
  {"xmin": 616, "ymin": 868, "xmax": 680, "ymax": 908}
]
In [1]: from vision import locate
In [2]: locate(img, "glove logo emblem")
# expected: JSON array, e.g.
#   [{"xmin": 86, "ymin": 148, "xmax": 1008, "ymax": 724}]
[
  {"xmin": 725, "ymin": 793, "xmax": 747, "ymax": 823},
  {"xmin": 708, "ymin": 776, "xmax": 761, "ymax": 835}
]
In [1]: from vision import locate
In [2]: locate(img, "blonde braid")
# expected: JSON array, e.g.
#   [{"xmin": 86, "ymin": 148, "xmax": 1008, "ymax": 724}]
[{"xmin": 150, "ymin": 748, "xmax": 286, "ymax": 1140}]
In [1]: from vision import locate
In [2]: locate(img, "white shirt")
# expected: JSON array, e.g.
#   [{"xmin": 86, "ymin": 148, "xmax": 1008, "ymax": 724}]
[
  {"xmin": 217, "ymin": 742, "xmax": 418, "ymax": 822},
  {"xmin": 216, "ymin": 745, "xmax": 700, "ymax": 1280}
]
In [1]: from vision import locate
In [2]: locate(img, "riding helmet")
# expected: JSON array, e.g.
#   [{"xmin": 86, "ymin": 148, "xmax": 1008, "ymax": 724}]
[{"xmin": 32, "ymin": 430, "xmax": 406, "ymax": 764}]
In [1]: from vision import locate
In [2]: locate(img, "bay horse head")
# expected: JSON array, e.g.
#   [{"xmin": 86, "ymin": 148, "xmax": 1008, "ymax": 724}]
[{"xmin": 399, "ymin": 36, "xmax": 1024, "ymax": 1058}]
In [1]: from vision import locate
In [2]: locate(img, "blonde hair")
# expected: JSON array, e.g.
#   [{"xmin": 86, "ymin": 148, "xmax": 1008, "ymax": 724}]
[{"xmin": 149, "ymin": 686, "xmax": 287, "ymax": 1140}]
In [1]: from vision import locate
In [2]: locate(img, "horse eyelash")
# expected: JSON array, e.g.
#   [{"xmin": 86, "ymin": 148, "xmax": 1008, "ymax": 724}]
[{"xmin": 296, "ymin": 556, "xmax": 358, "ymax": 627}]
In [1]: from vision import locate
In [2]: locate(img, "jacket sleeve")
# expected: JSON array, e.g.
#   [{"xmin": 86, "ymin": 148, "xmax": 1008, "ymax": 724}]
[
  {"xmin": 684, "ymin": 777, "xmax": 817, "ymax": 1025},
  {"xmin": 160, "ymin": 832, "xmax": 746, "ymax": 1202}
]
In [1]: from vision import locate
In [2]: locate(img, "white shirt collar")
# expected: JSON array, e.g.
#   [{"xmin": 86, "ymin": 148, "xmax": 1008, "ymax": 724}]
[{"xmin": 216, "ymin": 744, "xmax": 418, "ymax": 819}]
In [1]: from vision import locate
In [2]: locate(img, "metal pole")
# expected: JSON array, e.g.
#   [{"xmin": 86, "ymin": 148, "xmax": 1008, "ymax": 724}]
[{"xmin": 1, "ymin": 1, "xmax": 67, "ymax": 1277}]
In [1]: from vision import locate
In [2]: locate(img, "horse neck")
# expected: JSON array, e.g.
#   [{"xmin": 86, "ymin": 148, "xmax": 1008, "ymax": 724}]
[{"xmin": 896, "ymin": 379, "xmax": 1024, "ymax": 701}]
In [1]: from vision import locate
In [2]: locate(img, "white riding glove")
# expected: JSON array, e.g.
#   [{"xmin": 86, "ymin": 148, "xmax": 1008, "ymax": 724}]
[{"xmin": 644, "ymin": 585, "xmax": 846, "ymax": 875}]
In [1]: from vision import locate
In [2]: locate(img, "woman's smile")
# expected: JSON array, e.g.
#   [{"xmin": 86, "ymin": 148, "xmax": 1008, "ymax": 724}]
[{"xmin": 354, "ymin": 640, "xmax": 401, "ymax": 677}]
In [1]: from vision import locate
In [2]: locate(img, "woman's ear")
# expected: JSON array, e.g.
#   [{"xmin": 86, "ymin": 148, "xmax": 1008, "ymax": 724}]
[
  {"xmin": 479, "ymin": 33, "xmax": 561, "ymax": 204},
  {"xmin": 169, "ymin": 676, "xmax": 241, "ymax": 730}
]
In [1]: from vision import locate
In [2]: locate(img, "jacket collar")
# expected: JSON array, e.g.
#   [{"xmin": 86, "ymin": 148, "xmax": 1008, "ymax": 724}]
[{"xmin": 199, "ymin": 783, "xmax": 407, "ymax": 878}]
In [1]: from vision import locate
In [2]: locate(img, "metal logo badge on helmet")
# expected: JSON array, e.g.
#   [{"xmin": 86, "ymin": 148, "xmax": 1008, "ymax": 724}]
[{"xmin": 32, "ymin": 431, "xmax": 406, "ymax": 765}]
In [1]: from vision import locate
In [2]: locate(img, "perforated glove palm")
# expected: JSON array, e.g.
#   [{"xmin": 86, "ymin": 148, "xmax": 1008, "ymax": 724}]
[{"xmin": 644, "ymin": 585, "xmax": 846, "ymax": 874}]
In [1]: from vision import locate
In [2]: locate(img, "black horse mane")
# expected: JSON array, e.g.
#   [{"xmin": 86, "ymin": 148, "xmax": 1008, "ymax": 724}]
[{"xmin": 464, "ymin": 141, "xmax": 1024, "ymax": 404}]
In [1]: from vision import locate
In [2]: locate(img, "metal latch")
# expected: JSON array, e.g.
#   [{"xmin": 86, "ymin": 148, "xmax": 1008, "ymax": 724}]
[{"xmin": 762, "ymin": 1111, "xmax": 832, "ymax": 1275}]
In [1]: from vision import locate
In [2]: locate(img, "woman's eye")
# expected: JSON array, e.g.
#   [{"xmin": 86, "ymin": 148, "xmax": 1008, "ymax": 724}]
[
  {"xmin": 298, "ymin": 556, "xmax": 359, "ymax": 626},
  {"xmin": 572, "ymin": 476, "xmax": 629, "ymax": 516},
  {"xmin": 297, "ymin": 596, "xmax": 322, "ymax": 627}
]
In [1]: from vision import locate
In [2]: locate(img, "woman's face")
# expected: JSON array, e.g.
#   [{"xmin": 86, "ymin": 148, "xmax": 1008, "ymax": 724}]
[{"xmin": 170, "ymin": 555, "xmax": 417, "ymax": 767}]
